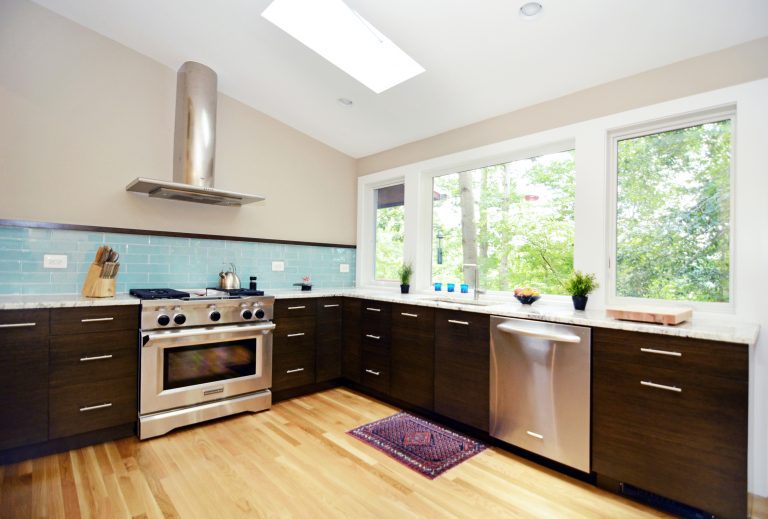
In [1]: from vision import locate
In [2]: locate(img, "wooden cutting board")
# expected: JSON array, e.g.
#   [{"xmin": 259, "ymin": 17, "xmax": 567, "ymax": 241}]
[{"xmin": 606, "ymin": 305, "xmax": 693, "ymax": 326}]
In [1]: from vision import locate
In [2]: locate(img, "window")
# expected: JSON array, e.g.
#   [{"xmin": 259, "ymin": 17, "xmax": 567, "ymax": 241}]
[
  {"xmin": 612, "ymin": 111, "xmax": 733, "ymax": 303},
  {"xmin": 431, "ymin": 150, "xmax": 575, "ymax": 294},
  {"xmin": 374, "ymin": 183, "xmax": 405, "ymax": 281}
]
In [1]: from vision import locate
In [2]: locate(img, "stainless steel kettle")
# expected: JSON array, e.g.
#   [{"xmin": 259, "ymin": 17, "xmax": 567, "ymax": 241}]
[{"xmin": 219, "ymin": 263, "xmax": 241, "ymax": 290}]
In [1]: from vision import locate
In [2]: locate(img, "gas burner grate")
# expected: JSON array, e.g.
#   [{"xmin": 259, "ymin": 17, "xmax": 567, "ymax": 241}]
[{"xmin": 129, "ymin": 288, "xmax": 191, "ymax": 300}]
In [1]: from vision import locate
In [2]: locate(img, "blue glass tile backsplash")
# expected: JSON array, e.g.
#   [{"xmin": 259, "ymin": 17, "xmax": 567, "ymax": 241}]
[{"xmin": 0, "ymin": 226, "xmax": 356, "ymax": 295}]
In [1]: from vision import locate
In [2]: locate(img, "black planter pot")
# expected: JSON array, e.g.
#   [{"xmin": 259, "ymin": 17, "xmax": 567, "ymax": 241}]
[
  {"xmin": 572, "ymin": 295, "xmax": 588, "ymax": 311},
  {"xmin": 400, "ymin": 284, "xmax": 410, "ymax": 294}
]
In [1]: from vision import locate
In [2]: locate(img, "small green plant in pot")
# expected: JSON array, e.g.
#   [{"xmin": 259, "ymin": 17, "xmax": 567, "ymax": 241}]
[
  {"xmin": 564, "ymin": 271, "xmax": 599, "ymax": 310},
  {"xmin": 398, "ymin": 263, "xmax": 413, "ymax": 294}
]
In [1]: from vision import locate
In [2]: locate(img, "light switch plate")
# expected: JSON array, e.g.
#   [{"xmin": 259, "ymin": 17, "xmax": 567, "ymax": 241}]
[
  {"xmin": 271, "ymin": 261, "xmax": 285, "ymax": 272},
  {"xmin": 44, "ymin": 254, "xmax": 68, "ymax": 269},
  {"xmin": 339, "ymin": 263, "xmax": 350, "ymax": 273}
]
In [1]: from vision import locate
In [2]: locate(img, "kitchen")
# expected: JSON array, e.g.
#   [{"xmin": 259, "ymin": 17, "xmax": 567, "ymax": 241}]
[{"xmin": 1, "ymin": 0, "xmax": 767, "ymax": 517}]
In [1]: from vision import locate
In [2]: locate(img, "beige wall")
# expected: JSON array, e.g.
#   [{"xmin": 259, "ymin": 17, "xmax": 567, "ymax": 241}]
[
  {"xmin": 357, "ymin": 37, "xmax": 768, "ymax": 176},
  {"xmin": 0, "ymin": 0, "xmax": 358, "ymax": 245}
]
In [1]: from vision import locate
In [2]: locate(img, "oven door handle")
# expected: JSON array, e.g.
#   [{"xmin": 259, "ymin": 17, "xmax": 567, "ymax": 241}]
[{"xmin": 142, "ymin": 322, "xmax": 276, "ymax": 348}]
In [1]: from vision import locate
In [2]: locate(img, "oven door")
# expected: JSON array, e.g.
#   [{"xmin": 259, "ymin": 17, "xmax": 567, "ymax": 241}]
[{"xmin": 140, "ymin": 322, "xmax": 275, "ymax": 415}]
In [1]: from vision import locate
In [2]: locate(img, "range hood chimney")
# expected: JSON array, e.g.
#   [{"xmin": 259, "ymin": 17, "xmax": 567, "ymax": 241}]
[{"xmin": 126, "ymin": 61, "xmax": 265, "ymax": 206}]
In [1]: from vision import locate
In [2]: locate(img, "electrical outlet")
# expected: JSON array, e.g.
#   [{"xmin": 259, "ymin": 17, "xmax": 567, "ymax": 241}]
[
  {"xmin": 43, "ymin": 254, "xmax": 68, "ymax": 269},
  {"xmin": 271, "ymin": 261, "xmax": 285, "ymax": 272},
  {"xmin": 339, "ymin": 263, "xmax": 350, "ymax": 273}
]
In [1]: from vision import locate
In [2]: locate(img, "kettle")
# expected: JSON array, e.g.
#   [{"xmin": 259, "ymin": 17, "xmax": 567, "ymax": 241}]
[{"xmin": 219, "ymin": 263, "xmax": 241, "ymax": 290}]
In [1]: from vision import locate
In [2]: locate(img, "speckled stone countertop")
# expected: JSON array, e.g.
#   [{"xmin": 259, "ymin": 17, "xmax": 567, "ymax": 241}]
[{"xmin": 0, "ymin": 289, "xmax": 758, "ymax": 344}]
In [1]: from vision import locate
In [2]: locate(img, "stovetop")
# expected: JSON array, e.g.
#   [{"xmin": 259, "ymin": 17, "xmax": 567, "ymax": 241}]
[{"xmin": 130, "ymin": 287, "xmax": 264, "ymax": 300}]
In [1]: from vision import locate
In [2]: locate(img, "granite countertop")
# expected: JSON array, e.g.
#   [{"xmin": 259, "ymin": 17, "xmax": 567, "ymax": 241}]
[{"xmin": 0, "ymin": 288, "xmax": 759, "ymax": 345}]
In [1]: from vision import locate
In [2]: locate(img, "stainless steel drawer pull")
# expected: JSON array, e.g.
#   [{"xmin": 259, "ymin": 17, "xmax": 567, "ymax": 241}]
[
  {"xmin": 323, "ymin": 304, "xmax": 340, "ymax": 308},
  {"xmin": 365, "ymin": 369, "xmax": 381, "ymax": 376},
  {"xmin": 286, "ymin": 368, "xmax": 305, "ymax": 374},
  {"xmin": 0, "ymin": 322, "xmax": 36, "ymax": 329},
  {"xmin": 526, "ymin": 431, "xmax": 544, "ymax": 440},
  {"xmin": 79, "ymin": 354, "xmax": 114, "ymax": 362},
  {"xmin": 287, "ymin": 306, "xmax": 306, "ymax": 310},
  {"xmin": 448, "ymin": 319, "xmax": 469, "ymax": 326},
  {"xmin": 640, "ymin": 347, "xmax": 682, "ymax": 357},
  {"xmin": 81, "ymin": 317, "xmax": 114, "ymax": 323},
  {"xmin": 79, "ymin": 402, "xmax": 113, "ymax": 412},
  {"xmin": 401, "ymin": 312, "xmax": 419, "ymax": 318},
  {"xmin": 641, "ymin": 380, "xmax": 682, "ymax": 393},
  {"xmin": 365, "ymin": 307, "xmax": 381, "ymax": 312},
  {"xmin": 365, "ymin": 334, "xmax": 381, "ymax": 340},
  {"xmin": 287, "ymin": 332, "xmax": 305, "ymax": 337}
]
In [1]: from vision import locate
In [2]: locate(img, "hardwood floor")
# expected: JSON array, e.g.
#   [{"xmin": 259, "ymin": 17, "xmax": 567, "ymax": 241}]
[{"xmin": 0, "ymin": 387, "xmax": 762, "ymax": 518}]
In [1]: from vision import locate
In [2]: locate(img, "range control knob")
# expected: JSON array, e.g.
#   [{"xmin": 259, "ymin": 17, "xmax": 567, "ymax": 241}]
[
  {"xmin": 254, "ymin": 309, "xmax": 265, "ymax": 319},
  {"xmin": 241, "ymin": 309, "xmax": 253, "ymax": 320},
  {"xmin": 173, "ymin": 313, "xmax": 186, "ymax": 325},
  {"xmin": 157, "ymin": 314, "xmax": 171, "ymax": 326},
  {"xmin": 209, "ymin": 310, "xmax": 221, "ymax": 322}
]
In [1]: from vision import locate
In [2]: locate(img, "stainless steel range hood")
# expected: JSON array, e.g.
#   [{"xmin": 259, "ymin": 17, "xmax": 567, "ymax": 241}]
[{"xmin": 126, "ymin": 62, "xmax": 265, "ymax": 206}]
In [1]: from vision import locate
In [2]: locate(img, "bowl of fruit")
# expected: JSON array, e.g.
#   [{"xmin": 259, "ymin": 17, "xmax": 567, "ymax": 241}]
[{"xmin": 514, "ymin": 287, "xmax": 541, "ymax": 305}]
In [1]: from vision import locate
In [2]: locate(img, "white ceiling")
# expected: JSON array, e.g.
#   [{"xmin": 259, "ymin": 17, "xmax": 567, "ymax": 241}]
[{"xmin": 30, "ymin": 0, "xmax": 768, "ymax": 158}]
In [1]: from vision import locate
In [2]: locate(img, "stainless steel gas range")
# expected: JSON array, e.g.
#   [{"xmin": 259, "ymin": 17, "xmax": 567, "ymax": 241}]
[{"xmin": 130, "ymin": 288, "xmax": 275, "ymax": 439}]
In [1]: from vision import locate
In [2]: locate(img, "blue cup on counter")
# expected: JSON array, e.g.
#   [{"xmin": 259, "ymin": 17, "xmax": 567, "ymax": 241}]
[
  {"xmin": 434, "ymin": 282, "xmax": 442, "ymax": 291},
  {"xmin": 447, "ymin": 283, "xmax": 455, "ymax": 292},
  {"xmin": 460, "ymin": 283, "xmax": 469, "ymax": 293}
]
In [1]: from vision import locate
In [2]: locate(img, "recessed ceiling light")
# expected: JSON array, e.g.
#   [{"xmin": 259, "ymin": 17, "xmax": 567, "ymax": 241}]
[
  {"xmin": 262, "ymin": 0, "xmax": 425, "ymax": 94},
  {"xmin": 519, "ymin": 2, "xmax": 543, "ymax": 19},
  {"xmin": 337, "ymin": 97, "xmax": 354, "ymax": 107}
]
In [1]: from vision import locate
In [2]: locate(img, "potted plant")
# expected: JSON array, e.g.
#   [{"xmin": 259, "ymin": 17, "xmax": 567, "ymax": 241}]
[
  {"xmin": 398, "ymin": 263, "xmax": 413, "ymax": 294},
  {"xmin": 293, "ymin": 276, "xmax": 312, "ymax": 291},
  {"xmin": 564, "ymin": 271, "xmax": 598, "ymax": 310}
]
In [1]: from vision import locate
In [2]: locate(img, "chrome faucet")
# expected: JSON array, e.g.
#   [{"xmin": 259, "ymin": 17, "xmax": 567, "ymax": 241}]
[{"xmin": 463, "ymin": 263, "xmax": 485, "ymax": 301}]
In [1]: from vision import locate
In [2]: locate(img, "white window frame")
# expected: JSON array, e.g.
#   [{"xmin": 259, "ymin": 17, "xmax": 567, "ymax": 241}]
[{"xmin": 605, "ymin": 105, "xmax": 736, "ymax": 312}]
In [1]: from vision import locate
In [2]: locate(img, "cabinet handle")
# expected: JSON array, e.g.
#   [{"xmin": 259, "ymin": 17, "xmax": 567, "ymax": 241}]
[
  {"xmin": 81, "ymin": 317, "xmax": 114, "ymax": 323},
  {"xmin": 323, "ymin": 304, "xmax": 340, "ymax": 308},
  {"xmin": 526, "ymin": 430, "xmax": 544, "ymax": 440},
  {"xmin": 640, "ymin": 347, "xmax": 682, "ymax": 357},
  {"xmin": 0, "ymin": 322, "xmax": 36, "ymax": 329},
  {"xmin": 286, "ymin": 368, "xmax": 305, "ymax": 374},
  {"xmin": 640, "ymin": 380, "xmax": 682, "ymax": 393},
  {"xmin": 79, "ymin": 402, "xmax": 113, "ymax": 412},
  {"xmin": 365, "ymin": 334, "xmax": 381, "ymax": 340},
  {"xmin": 401, "ymin": 312, "xmax": 418, "ymax": 318},
  {"xmin": 448, "ymin": 319, "xmax": 469, "ymax": 326},
  {"xmin": 79, "ymin": 354, "xmax": 113, "ymax": 362},
  {"xmin": 287, "ymin": 332, "xmax": 305, "ymax": 337},
  {"xmin": 365, "ymin": 369, "xmax": 381, "ymax": 376},
  {"xmin": 287, "ymin": 306, "xmax": 306, "ymax": 310},
  {"xmin": 365, "ymin": 307, "xmax": 381, "ymax": 312}
]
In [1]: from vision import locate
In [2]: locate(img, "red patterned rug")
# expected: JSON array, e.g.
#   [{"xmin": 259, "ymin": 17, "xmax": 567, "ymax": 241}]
[{"xmin": 347, "ymin": 412, "xmax": 487, "ymax": 479}]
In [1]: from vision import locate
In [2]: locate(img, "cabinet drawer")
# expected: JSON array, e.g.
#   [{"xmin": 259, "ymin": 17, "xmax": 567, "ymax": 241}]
[
  {"xmin": 0, "ymin": 309, "xmax": 49, "ymax": 339},
  {"xmin": 360, "ymin": 300, "xmax": 391, "ymax": 329},
  {"xmin": 317, "ymin": 298, "xmax": 343, "ymax": 320},
  {"xmin": 360, "ymin": 349, "xmax": 389, "ymax": 394},
  {"xmin": 274, "ymin": 316, "xmax": 316, "ymax": 342},
  {"xmin": 392, "ymin": 304, "xmax": 434, "ymax": 336},
  {"xmin": 50, "ymin": 330, "xmax": 138, "ymax": 387},
  {"xmin": 51, "ymin": 305, "xmax": 139, "ymax": 335},
  {"xmin": 435, "ymin": 309, "xmax": 489, "ymax": 339},
  {"xmin": 49, "ymin": 376, "xmax": 137, "ymax": 439},
  {"xmin": 273, "ymin": 350, "xmax": 315, "ymax": 390},
  {"xmin": 593, "ymin": 328, "xmax": 747, "ymax": 382},
  {"xmin": 275, "ymin": 299, "xmax": 316, "ymax": 318}
]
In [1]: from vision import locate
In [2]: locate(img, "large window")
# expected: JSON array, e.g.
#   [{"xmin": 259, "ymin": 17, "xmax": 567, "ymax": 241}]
[
  {"xmin": 432, "ymin": 150, "xmax": 575, "ymax": 294},
  {"xmin": 374, "ymin": 183, "xmax": 405, "ymax": 281},
  {"xmin": 612, "ymin": 113, "xmax": 733, "ymax": 303}
]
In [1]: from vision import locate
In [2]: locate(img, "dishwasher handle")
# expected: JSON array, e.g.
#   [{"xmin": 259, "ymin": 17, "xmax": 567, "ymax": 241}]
[{"xmin": 496, "ymin": 322, "xmax": 582, "ymax": 343}]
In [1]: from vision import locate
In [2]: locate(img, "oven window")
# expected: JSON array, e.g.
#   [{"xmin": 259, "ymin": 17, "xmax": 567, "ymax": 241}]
[{"xmin": 163, "ymin": 340, "xmax": 257, "ymax": 390}]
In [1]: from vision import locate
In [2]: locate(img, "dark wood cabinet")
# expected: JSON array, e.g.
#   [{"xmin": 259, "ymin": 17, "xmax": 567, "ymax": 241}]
[
  {"xmin": 359, "ymin": 300, "xmax": 391, "ymax": 394},
  {"xmin": 390, "ymin": 304, "xmax": 434, "ymax": 410},
  {"xmin": 272, "ymin": 301, "xmax": 317, "ymax": 391},
  {"xmin": 0, "ymin": 309, "xmax": 50, "ymax": 451},
  {"xmin": 341, "ymin": 298, "xmax": 361, "ymax": 382},
  {"xmin": 592, "ymin": 328, "xmax": 748, "ymax": 519},
  {"xmin": 315, "ymin": 298, "xmax": 343, "ymax": 382},
  {"xmin": 434, "ymin": 309, "xmax": 489, "ymax": 431}
]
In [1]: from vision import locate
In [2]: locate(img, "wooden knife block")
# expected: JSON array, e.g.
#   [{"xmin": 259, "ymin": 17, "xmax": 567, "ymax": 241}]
[{"xmin": 81, "ymin": 263, "xmax": 115, "ymax": 298}]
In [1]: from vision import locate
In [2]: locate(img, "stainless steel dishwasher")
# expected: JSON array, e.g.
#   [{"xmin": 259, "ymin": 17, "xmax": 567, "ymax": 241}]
[{"xmin": 490, "ymin": 316, "xmax": 591, "ymax": 472}]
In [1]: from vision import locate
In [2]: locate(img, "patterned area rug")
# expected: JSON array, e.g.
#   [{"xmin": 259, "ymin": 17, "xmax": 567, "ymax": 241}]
[{"xmin": 347, "ymin": 412, "xmax": 486, "ymax": 479}]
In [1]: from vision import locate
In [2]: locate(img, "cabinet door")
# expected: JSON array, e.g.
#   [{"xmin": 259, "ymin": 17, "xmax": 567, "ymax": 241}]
[
  {"xmin": 0, "ymin": 309, "xmax": 50, "ymax": 450},
  {"xmin": 390, "ymin": 304, "xmax": 434, "ymax": 410},
  {"xmin": 434, "ymin": 310, "xmax": 489, "ymax": 431},
  {"xmin": 342, "ymin": 299, "xmax": 361, "ymax": 382},
  {"xmin": 316, "ymin": 298, "xmax": 342, "ymax": 382}
]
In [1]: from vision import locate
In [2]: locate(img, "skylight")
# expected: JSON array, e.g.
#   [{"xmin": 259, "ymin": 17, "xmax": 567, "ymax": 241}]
[{"xmin": 262, "ymin": 0, "xmax": 425, "ymax": 93}]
